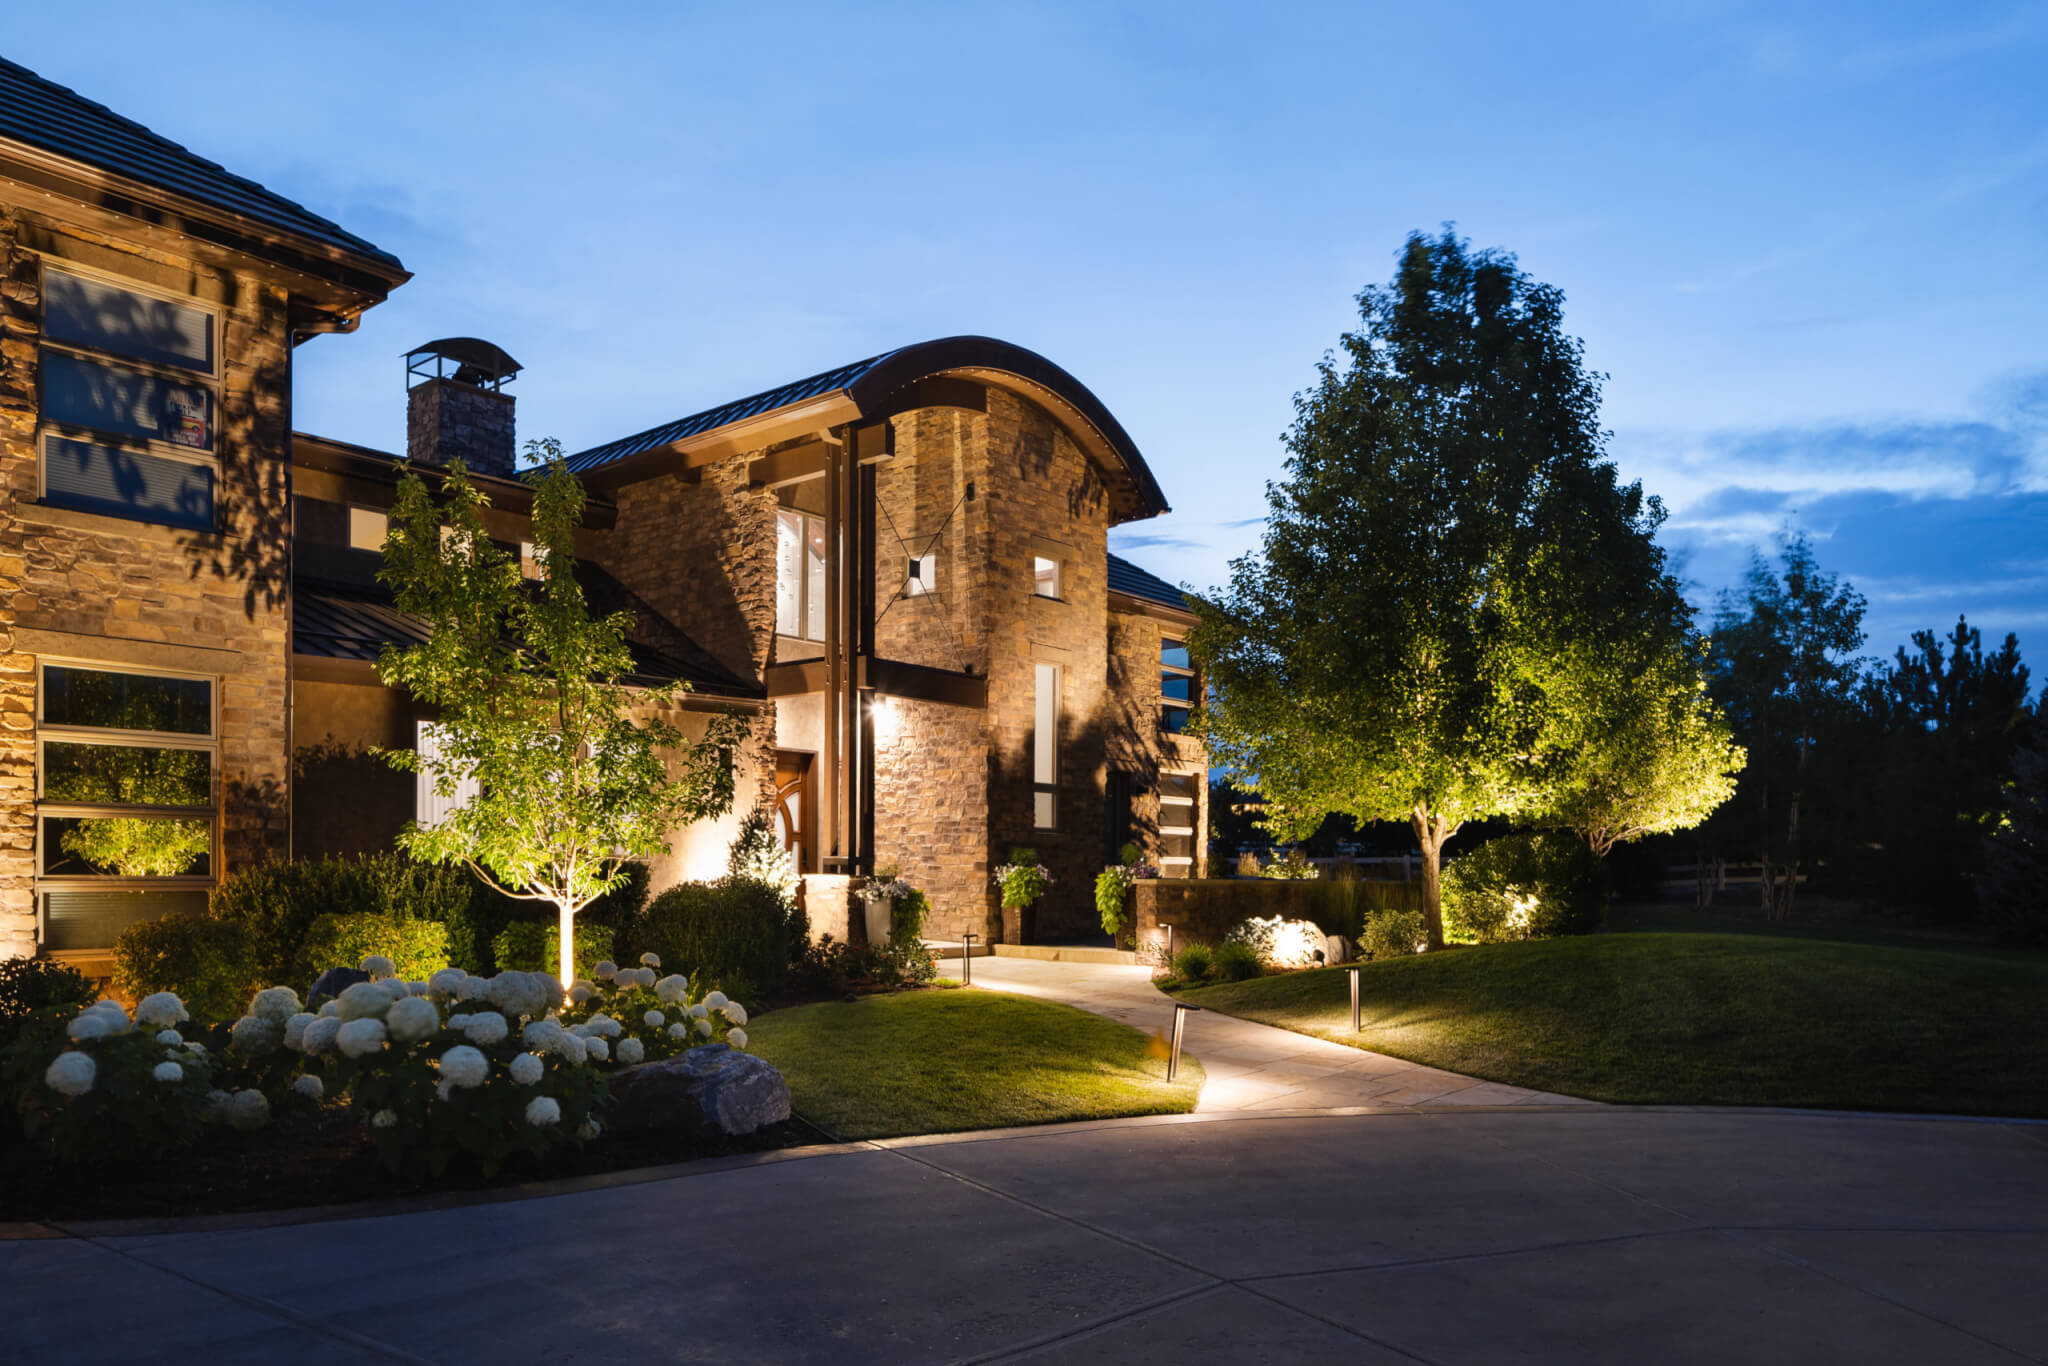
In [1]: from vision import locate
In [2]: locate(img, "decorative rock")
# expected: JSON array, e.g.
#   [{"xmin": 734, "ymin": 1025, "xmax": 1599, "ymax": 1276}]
[
  {"xmin": 1324, "ymin": 934, "xmax": 1351, "ymax": 965},
  {"xmin": 309, "ymin": 967, "xmax": 370, "ymax": 1003},
  {"xmin": 605, "ymin": 1044, "xmax": 791, "ymax": 1137}
]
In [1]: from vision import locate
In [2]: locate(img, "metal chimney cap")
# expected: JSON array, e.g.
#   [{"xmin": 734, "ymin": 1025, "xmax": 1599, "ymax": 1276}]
[{"xmin": 405, "ymin": 337, "xmax": 521, "ymax": 390}]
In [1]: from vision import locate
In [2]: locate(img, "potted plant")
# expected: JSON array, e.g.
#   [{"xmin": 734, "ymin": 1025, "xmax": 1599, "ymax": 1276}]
[
  {"xmin": 1094, "ymin": 842, "xmax": 1158, "ymax": 949},
  {"xmin": 859, "ymin": 864, "xmax": 914, "ymax": 949},
  {"xmin": 994, "ymin": 848, "xmax": 1052, "ymax": 945}
]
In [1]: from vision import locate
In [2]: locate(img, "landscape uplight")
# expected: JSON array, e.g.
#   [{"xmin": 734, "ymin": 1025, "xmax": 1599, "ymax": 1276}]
[
  {"xmin": 960, "ymin": 931, "xmax": 978, "ymax": 986},
  {"xmin": 1168, "ymin": 1001, "xmax": 1200, "ymax": 1082},
  {"xmin": 1348, "ymin": 965, "xmax": 1362, "ymax": 1032}
]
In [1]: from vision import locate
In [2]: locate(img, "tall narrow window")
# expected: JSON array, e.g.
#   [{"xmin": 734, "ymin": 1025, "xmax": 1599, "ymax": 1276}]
[
  {"xmin": 1161, "ymin": 638, "xmax": 1196, "ymax": 733},
  {"xmin": 1157, "ymin": 772, "xmax": 1200, "ymax": 878},
  {"xmin": 1032, "ymin": 555, "xmax": 1061, "ymax": 599},
  {"xmin": 35, "ymin": 663, "xmax": 217, "ymax": 950},
  {"xmin": 414, "ymin": 721, "xmax": 480, "ymax": 828},
  {"xmin": 1033, "ymin": 663, "xmax": 1060, "ymax": 829},
  {"xmin": 776, "ymin": 508, "xmax": 829, "ymax": 642},
  {"xmin": 37, "ymin": 265, "xmax": 219, "ymax": 532}
]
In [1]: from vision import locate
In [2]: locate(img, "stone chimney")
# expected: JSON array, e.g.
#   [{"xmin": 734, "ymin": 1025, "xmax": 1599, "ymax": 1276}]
[{"xmin": 404, "ymin": 338, "xmax": 521, "ymax": 479}]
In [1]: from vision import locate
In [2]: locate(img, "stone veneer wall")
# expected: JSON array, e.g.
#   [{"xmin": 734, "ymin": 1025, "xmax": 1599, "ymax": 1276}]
[
  {"xmin": 0, "ymin": 211, "xmax": 295, "ymax": 957},
  {"xmin": 871, "ymin": 695, "xmax": 990, "ymax": 941}
]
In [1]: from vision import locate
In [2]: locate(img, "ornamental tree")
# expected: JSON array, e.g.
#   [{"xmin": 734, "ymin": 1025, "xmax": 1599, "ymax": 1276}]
[
  {"xmin": 1191, "ymin": 229, "xmax": 1701, "ymax": 947},
  {"xmin": 377, "ymin": 441, "xmax": 748, "ymax": 985}
]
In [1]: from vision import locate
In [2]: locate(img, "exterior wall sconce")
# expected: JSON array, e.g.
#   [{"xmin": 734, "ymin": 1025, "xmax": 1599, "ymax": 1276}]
[
  {"xmin": 960, "ymin": 931, "xmax": 978, "ymax": 986},
  {"xmin": 1168, "ymin": 1001, "xmax": 1200, "ymax": 1083}
]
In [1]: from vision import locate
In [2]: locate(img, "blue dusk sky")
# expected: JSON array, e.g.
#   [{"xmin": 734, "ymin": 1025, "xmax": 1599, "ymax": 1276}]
[{"xmin": 10, "ymin": 4, "xmax": 2046, "ymax": 665}]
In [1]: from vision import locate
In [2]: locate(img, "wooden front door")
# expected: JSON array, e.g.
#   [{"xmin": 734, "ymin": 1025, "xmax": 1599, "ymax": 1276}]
[{"xmin": 773, "ymin": 750, "xmax": 817, "ymax": 874}]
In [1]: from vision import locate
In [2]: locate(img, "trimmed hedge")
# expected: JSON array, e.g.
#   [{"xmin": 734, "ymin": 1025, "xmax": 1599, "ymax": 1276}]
[
  {"xmin": 295, "ymin": 913, "xmax": 450, "ymax": 988},
  {"xmin": 1443, "ymin": 832, "xmax": 1608, "ymax": 943},
  {"xmin": 641, "ymin": 877, "xmax": 795, "ymax": 1001},
  {"xmin": 113, "ymin": 914, "xmax": 256, "ymax": 1023},
  {"xmin": 490, "ymin": 920, "xmax": 616, "ymax": 982},
  {"xmin": 209, "ymin": 853, "xmax": 479, "ymax": 981}
]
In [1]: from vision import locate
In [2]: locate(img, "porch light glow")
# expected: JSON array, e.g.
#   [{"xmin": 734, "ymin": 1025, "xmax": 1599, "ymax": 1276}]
[{"xmin": 868, "ymin": 695, "xmax": 900, "ymax": 743}]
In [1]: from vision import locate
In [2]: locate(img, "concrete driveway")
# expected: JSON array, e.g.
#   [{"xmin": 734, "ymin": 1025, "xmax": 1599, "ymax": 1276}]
[{"xmin": 8, "ymin": 1107, "xmax": 2045, "ymax": 1364}]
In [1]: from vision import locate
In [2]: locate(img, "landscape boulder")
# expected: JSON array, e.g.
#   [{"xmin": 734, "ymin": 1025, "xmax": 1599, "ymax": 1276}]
[{"xmin": 606, "ymin": 1044, "xmax": 791, "ymax": 1136}]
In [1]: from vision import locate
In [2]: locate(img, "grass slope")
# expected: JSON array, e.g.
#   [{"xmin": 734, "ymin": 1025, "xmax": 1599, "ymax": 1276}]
[
  {"xmin": 1182, "ymin": 933, "xmax": 2048, "ymax": 1116},
  {"xmin": 746, "ymin": 988, "xmax": 1203, "ymax": 1139}
]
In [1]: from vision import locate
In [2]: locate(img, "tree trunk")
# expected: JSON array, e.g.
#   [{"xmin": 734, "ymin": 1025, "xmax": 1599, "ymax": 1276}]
[
  {"xmin": 1412, "ymin": 809, "xmax": 1448, "ymax": 950},
  {"xmin": 558, "ymin": 902, "xmax": 576, "ymax": 987}
]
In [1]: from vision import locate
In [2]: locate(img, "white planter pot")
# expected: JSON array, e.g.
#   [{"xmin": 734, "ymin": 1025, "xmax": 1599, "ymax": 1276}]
[{"xmin": 863, "ymin": 896, "xmax": 894, "ymax": 948}]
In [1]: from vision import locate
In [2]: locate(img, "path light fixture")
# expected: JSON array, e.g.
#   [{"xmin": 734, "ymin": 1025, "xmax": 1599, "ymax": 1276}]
[
  {"xmin": 1349, "ymin": 965, "xmax": 1362, "ymax": 1033},
  {"xmin": 960, "ymin": 932, "xmax": 978, "ymax": 986},
  {"xmin": 1167, "ymin": 1001, "xmax": 1201, "ymax": 1083}
]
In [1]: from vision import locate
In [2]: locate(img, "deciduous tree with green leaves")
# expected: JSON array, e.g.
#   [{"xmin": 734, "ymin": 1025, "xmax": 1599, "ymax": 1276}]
[
  {"xmin": 376, "ymin": 440, "xmax": 748, "ymax": 985},
  {"xmin": 1191, "ymin": 229, "xmax": 1723, "ymax": 947}
]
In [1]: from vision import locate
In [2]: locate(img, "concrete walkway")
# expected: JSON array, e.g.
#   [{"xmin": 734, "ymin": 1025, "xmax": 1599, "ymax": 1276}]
[
  {"xmin": 9, "ymin": 1108, "xmax": 2045, "ymax": 1363},
  {"xmin": 945, "ymin": 953, "xmax": 1591, "ymax": 1111}
]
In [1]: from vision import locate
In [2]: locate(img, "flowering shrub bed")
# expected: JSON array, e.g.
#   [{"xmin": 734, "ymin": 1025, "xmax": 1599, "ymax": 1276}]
[
  {"xmin": 2, "ymin": 993, "xmax": 219, "ymax": 1163},
  {"xmin": 560, "ymin": 953, "xmax": 750, "ymax": 1061}
]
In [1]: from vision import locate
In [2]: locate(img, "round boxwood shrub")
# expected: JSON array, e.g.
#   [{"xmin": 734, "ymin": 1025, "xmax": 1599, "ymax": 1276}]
[
  {"xmin": 641, "ymin": 877, "xmax": 796, "ymax": 1001},
  {"xmin": 294, "ymin": 913, "xmax": 450, "ymax": 990},
  {"xmin": 113, "ymin": 914, "xmax": 256, "ymax": 1024},
  {"xmin": 1442, "ymin": 832, "xmax": 1608, "ymax": 943},
  {"xmin": 1360, "ymin": 908, "xmax": 1427, "ymax": 960}
]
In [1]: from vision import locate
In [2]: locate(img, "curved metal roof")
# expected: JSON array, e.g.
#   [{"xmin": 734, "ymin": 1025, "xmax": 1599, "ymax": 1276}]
[{"xmin": 565, "ymin": 336, "xmax": 1167, "ymax": 517}]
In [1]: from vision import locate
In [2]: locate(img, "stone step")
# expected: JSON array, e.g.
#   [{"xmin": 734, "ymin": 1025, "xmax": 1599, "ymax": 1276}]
[
  {"xmin": 989, "ymin": 943, "xmax": 1139, "ymax": 966},
  {"xmin": 922, "ymin": 940, "xmax": 995, "ymax": 960}
]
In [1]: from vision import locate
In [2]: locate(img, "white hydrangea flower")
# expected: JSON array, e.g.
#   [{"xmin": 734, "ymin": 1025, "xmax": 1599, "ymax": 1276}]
[
  {"xmin": 541, "ymin": 974, "xmax": 565, "ymax": 1014},
  {"xmin": 361, "ymin": 954, "xmax": 397, "ymax": 981},
  {"xmin": 336, "ymin": 1018, "xmax": 388, "ymax": 1058},
  {"xmin": 654, "ymin": 974, "xmax": 690, "ymax": 1004},
  {"xmin": 703, "ymin": 990, "xmax": 729, "ymax": 1010},
  {"xmin": 152, "ymin": 1060, "xmax": 184, "ymax": 1084},
  {"xmin": 577, "ymin": 1117, "xmax": 602, "ymax": 1140},
  {"xmin": 721, "ymin": 1002, "xmax": 749, "ymax": 1026},
  {"xmin": 522, "ymin": 1018, "xmax": 566, "ymax": 1052},
  {"xmin": 427, "ymin": 967, "xmax": 468, "ymax": 1003},
  {"xmin": 639, "ymin": 951, "xmax": 660, "ymax": 968},
  {"xmin": 485, "ymin": 971, "xmax": 547, "ymax": 1022},
  {"xmin": 185, "ymin": 1040, "xmax": 208, "ymax": 1055},
  {"xmin": 525, "ymin": 1096, "xmax": 562, "ymax": 1127},
  {"xmin": 615, "ymin": 1037, "xmax": 644, "ymax": 1065},
  {"xmin": 688, "ymin": 1004, "xmax": 709, "ymax": 1020},
  {"xmin": 302, "ymin": 1016, "xmax": 343, "ymax": 1056},
  {"xmin": 726, "ymin": 1027, "xmax": 748, "ymax": 1051},
  {"xmin": 559, "ymin": 1032, "xmax": 588, "ymax": 1066},
  {"xmin": 455, "ymin": 974, "xmax": 490, "ymax": 1003},
  {"xmin": 81, "ymin": 1000, "xmax": 134, "ymax": 1034},
  {"xmin": 337, "ymin": 982, "xmax": 395, "ymax": 1022},
  {"xmin": 318, "ymin": 999, "xmax": 340, "ymax": 1018},
  {"xmin": 65, "ymin": 1011, "xmax": 113, "ymax": 1042},
  {"xmin": 385, "ymin": 995, "xmax": 441, "ymax": 1043},
  {"xmin": 568, "ymin": 982, "xmax": 595, "ymax": 1006},
  {"xmin": 249, "ymin": 986, "xmax": 301, "ymax": 1022},
  {"xmin": 230, "ymin": 1014, "xmax": 284, "ymax": 1055},
  {"xmin": 693, "ymin": 1018, "xmax": 712, "ymax": 1037},
  {"xmin": 157, "ymin": 1029, "xmax": 184, "ymax": 1047},
  {"xmin": 134, "ymin": 992, "xmax": 189, "ymax": 1029},
  {"xmin": 283, "ymin": 1013, "xmax": 319, "ymax": 1051},
  {"xmin": 632, "ymin": 967, "xmax": 660, "ymax": 989},
  {"xmin": 592, "ymin": 960, "xmax": 618, "ymax": 981},
  {"xmin": 227, "ymin": 1089, "xmax": 271, "ymax": 1131},
  {"xmin": 643, "ymin": 1009, "xmax": 665, "ymax": 1027},
  {"xmin": 438, "ymin": 1044, "xmax": 489, "ymax": 1088},
  {"xmin": 667, "ymin": 1022, "xmax": 689, "ymax": 1040},
  {"xmin": 370, "ymin": 1108, "xmax": 398, "ymax": 1129},
  {"xmin": 587, "ymin": 1036, "xmax": 614, "ymax": 1062},
  {"xmin": 509, "ymin": 1051, "xmax": 544, "ymax": 1085},
  {"xmin": 291, "ymin": 1074, "xmax": 324, "ymax": 1101},
  {"xmin": 460, "ymin": 1011, "xmax": 509, "ymax": 1046},
  {"xmin": 584, "ymin": 1013, "xmax": 623, "ymax": 1039}
]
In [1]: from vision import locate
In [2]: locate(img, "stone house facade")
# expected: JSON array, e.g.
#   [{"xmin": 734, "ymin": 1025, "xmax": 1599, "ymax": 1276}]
[{"xmin": 0, "ymin": 58, "xmax": 1205, "ymax": 962}]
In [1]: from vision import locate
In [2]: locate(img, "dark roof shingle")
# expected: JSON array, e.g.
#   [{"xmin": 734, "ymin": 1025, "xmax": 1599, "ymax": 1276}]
[
  {"xmin": 0, "ymin": 56, "xmax": 401, "ymax": 268},
  {"xmin": 1107, "ymin": 552, "xmax": 1195, "ymax": 614}
]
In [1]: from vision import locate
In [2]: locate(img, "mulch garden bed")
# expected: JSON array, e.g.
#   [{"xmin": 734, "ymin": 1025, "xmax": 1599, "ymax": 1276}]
[{"xmin": 2, "ymin": 1107, "xmax": 836, "ymax": 1224}]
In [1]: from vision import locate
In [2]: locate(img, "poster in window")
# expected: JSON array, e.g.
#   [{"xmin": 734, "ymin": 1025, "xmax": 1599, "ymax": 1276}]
[{"xmin": 164, "ymin": 384, "xmax": 210, "ymax": 448}]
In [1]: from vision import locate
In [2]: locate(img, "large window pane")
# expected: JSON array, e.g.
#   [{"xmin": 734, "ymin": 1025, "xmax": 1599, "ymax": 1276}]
[
  {"xmin": 42, "ymin": 741, "xmax": 211, "ymax": 807},
  {"xmin": 1162, "ymin": 703, "xmax": 1193, "ymax": 734},
  {"xmin": 1162, "ymin": 674, "xmax": 1196, "ymax": 702},
  {"xmin": 775, "ymin": 509, "xmax": 802, "ymax": 637},
  {"xmin": 1160, "ymin": 640, "xmax": 1191, "ymax": 670},
  {"xmin": 41, "ymin": 814, "xmax": 212, "ymax": 878},
  {"xmin": 1033, "ymin": 664, "xmax": 1059, "ymax": 785},
  {"xmin": 44, "ymin": 269, "xmax": 214, "ymax": 373},
  {"xmin": 41, "ymin": 888, "xmax": 208, "ymax": 952},
  {"xmin": 43, "ymin": 666, "xmax": 211, "ymax": 735},
  {"xmin": 41, "ymin": 434, "xmax": 214, "ymax": 531},
  {"xmin": 806, "ymin": 517, "xmax": 828, "ymax": 642},
  {"xmin": 41, "ymin": 350, "xmax": 213, "ymax": 450}
]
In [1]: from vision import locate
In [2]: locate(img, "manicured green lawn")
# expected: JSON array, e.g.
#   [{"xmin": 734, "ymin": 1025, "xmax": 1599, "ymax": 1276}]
[
  {"xmin": 745, "ymin": 988, "xmax": 1204, "ymax": 1139},
  {"xmin": 1181, "ymin": 933, "xmax": 2048, "ymax": 1116}
]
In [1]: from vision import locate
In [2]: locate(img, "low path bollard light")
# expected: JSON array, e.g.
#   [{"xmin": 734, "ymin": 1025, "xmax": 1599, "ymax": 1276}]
[
  {"xmin": 1168, "ymin": 1001, "xmax": 1200, "ymax": 1083},
  {"xmin": 960, "ymin": 932, "xmax": 978, "ymax": 986},
  {"xmin": 1348, "ymin": 965, "xmax": 1362, "ymax": 1032}
]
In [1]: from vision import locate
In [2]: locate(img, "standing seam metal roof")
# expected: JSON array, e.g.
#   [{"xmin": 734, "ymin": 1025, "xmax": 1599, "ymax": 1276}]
[
  {"xmin": 0, "ymin": 56, "xmax": 401, "ymax": 268},
  {"xmin": 1107, "ymin": 552, "xmax": 1196, "ymax": 614}
]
